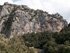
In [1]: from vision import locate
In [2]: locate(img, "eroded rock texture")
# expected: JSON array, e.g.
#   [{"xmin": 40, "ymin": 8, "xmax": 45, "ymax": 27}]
[{"xmin": 0, "ymin": 2, "xmax": 68, "ymax": 37}]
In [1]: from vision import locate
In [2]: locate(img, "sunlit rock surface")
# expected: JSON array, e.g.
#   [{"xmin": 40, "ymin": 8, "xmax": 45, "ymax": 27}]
[{"xmin": 0, "ymin": 2, "xmax": 68, "ymax": 37}]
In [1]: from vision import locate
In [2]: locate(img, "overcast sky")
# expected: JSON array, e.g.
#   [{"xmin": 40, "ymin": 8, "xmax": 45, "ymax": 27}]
[{"xmin": 0, "ymin": 0, "xmax": 70, "ymax": 23}]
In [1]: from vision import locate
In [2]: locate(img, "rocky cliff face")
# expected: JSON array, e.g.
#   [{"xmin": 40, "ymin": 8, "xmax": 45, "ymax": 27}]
[{"xmin": 0, "ymin": 2, "xmax": 68, "ymax": 37}]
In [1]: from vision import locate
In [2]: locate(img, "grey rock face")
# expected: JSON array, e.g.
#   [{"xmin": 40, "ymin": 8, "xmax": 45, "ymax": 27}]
[{"xmin": 0, "ymin": 2, "xmax": 68, "ymax": 37}]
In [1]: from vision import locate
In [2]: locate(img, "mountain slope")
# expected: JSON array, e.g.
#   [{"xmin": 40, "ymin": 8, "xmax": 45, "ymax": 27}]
[{"xmin": 0, "ymin": 2, "xmax": 68, "ymax": 37}]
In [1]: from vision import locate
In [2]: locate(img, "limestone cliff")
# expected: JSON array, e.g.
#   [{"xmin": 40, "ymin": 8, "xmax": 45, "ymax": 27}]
[{"xmin": 0, "ymin": 2, "xmax": 68, "ymax": 37}]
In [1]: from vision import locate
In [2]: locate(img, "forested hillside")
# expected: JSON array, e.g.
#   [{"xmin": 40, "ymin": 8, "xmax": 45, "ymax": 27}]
[
  {"xmin": 0, "ymin": 2, "xmax": 69, "ymax": 53},
  {"xmin": 0, "ymin": 24, "xmax": 69, "ymax": 53},
  {"xmin": 23, "ymin": 23, "xmax": 70, "ymax": 53}
]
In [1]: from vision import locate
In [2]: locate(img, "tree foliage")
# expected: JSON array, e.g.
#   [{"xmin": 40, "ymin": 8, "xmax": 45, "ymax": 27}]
[
  {"xmin": 0, "ymin": 24, "xmax": 70, "ymax": 53},
  {"xmin": 0, "ymin": 34, "xmax": 40, "ymax": 53},
  {"xmin": 23, "ymin": 24, "xmax": 70, "ymax": 53}
]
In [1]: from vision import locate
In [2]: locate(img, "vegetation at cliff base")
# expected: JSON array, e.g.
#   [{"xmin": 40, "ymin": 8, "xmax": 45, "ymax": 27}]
[
  {"xmin": 0, "ymin": 35, "xmax": 40, "ymax": 53},
  {"xmin": 23, "ymin": 23, "xmax": 70, "ymax": 53},
  {"xmin": 0, "ymin": 24, "xmax": 70, "ymax": 53}
]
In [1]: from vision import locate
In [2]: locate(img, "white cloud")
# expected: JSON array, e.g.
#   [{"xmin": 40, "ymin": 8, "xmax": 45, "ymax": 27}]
[
  {"xmin": 0, "ymin": 0, "xmax": 13, "ymax": 5},
  {"xmin": 14, "ymin": 0, "xmax": 43, "ymax": 10},
  {"xmin": 0, "ymin": 0, "xmax": 70, "ymax": 23}
]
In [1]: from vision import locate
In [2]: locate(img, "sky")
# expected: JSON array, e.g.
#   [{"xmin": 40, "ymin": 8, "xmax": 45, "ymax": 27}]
[{"xmin": 0, "ymin": 0, "xmax": 70, "ymax": 23}]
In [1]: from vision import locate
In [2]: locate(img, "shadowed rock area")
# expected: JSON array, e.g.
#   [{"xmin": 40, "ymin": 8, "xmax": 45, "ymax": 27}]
[{"xmin": 0, "ymin": 2, "xmax": 68, "ymax": 37}]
